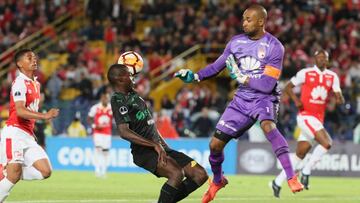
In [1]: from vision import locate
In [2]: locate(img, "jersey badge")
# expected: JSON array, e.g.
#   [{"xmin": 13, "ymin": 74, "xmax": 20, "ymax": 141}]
[
  {"xmin": 326, "ymin": 80, "xmax": 332, "ymax": 87},
  {"xmin": 119, "ymin": 106, "xmax": 128, "ymax": 115},
  {"xmin": 257, "ymin": 46, "xmax": 266, "ymax": 59}
]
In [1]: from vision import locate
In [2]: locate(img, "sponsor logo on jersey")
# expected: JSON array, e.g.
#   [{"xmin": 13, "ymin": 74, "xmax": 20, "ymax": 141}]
[
  {"xmin": 325, "ymin": 75, "xmax": 333, "ymax": 78},
  {"xmin": 240, "ymin": 56, "xmax": 261, "ymax": 71},
  {"xmin": 260, "ymin": 42, "xmax": 270, "ymax": 47},
  {"xmin": 119, "ymin": 106, "xmax": 128, "ymax": 115},
  {"xmin": 236, "ymin": 40, "xmax": 248, "ymax": 43},
  {"xmin": 98, "ymin": 115, "xmax": 111, "ymax": 125},
  {"xmin": 218, "ymin": 120, "xmax": 237, "ymax": 132},
  {"xmin": 136, "ymin": 109, "xmax": 152, "ymax": 121},
  {"xmin": 14, "ymin": 150, "xmax": 24, "ymax": 159},
  {"xmin": 310, "ymin": 86, "xmax": 327, "ymax": 104},
  {"xmin": 147, "ymin": 119, "xmax": 155, "ymax": 125},
  {"xmin": 132, "ymin": 103, "xmax": 139, "ymax": 107}
]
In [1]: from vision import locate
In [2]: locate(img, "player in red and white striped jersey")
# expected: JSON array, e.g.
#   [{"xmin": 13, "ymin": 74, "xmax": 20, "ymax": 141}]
[
  {"xmin": 87, "ymin": 92, "xmax": 113, "ymax": 178},
  {"xmin": 271, "ymin": 50, "xmax": 345, "ymax": 197},
  {"xmin": 0, "ymin": 49, "xmax": 59, "ymax": 202}
]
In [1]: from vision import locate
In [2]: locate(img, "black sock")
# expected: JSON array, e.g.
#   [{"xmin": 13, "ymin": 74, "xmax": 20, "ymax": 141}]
[
  {"xmin": 174, "ymin": 178, "xmax": 200, "ymax": 202},
  {"xmin": 158, "ymin": 183, "xmax": 178, "ymax": 203}
]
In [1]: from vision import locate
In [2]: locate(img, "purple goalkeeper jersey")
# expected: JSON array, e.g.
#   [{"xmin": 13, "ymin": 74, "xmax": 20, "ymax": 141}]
[{"xmin": 197, "ymin": 32, "xmax": 285, "ymax": 101}]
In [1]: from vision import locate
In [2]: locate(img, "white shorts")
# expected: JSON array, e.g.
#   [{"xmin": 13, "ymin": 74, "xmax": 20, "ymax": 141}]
[
  {"xmin": 0, "ymin": 126, "xmax": 49, "ymax": 167},
  {"xmin": 296, "ymin": 114, "xmax": 324, "ymax": 144},
  {"xmin": 93, "ymin": 133, "xmax": 111, "ymax": 150}
]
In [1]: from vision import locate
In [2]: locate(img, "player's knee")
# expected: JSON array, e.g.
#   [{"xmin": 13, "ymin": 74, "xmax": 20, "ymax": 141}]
[
  {"xmin": 209, "ymin": 141, "xmax": 223, "ymax": 153},
  {"xmin": 296, "ymin": 151, "xmax": 306, "ymax": 159},
  {"xmin": 260, "ymin": 120, "xmax": 276, "ymax": 134},
  {"xmin": 195, "ymin": 168, "xmax": 208, "ymax": 185},
  {"xmin": 40, "ymin": 168, "xmax": 52, "ymax": 179},
  {"xmin": 173, "ymin": 169, "xmax": 185, "ymax": 184},
  {"xmin": 322, "ymin": 142, "xmax": 332, "ymax": 150}
]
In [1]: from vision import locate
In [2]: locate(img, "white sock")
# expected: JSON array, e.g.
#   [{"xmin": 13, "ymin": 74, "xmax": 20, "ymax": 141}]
[
  {"xmin": 22, "ymin": 166, "xmax": 44, "ymax": 180},
  {"xmin": 302, "ymin": 145, "xmax": 328, "ymax": 175},
  {"xmin": 102, "ymin": 151, "xmax": 109, "ymax": 176},
  {"xmin": 94, "ymin": 149, "xmax": 101, "ymax": 176},
  {"xmin": 275, "ymin": 155, "xmax": 303, "ymax": 186},
  {"xmin": 99, "ymin": 152, "xmax": 104, "ymax": 176},
  {"xmin": 0, "ymin": 178, "xmax": 15, "ymax": 202}
]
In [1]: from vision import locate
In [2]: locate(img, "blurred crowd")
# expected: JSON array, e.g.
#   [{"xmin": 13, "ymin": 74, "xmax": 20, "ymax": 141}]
[
  {"xmin": 0, "ymin": 0, "xmax": 360, "ymax": 143},
  {"xmin": 0, "ymin": 0, "xmax": 78, "ymax": 53}
]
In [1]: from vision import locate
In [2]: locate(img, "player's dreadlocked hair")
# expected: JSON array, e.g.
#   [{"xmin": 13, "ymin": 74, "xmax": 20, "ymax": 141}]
[
  {"xmin": 14, "ymin": 48, "xmax": 33, "ymax": 69},
  {"xmin": 107, "ymin": 63, "xmax": 129, "ymax": 86}
]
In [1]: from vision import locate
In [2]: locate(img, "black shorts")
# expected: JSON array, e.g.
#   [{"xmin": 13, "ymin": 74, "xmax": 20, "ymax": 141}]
[{"xmin": 131, "ymin": 146, "xmax": 193, "ymax": 177}]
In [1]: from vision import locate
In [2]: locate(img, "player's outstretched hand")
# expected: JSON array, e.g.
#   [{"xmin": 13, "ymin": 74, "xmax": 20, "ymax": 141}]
[
  {"xmin": 44, "ymin": 108, "xmax": 60, "ymax": 120},
  {"xmin": 226, "ymin": 54, "xmax": 248, "ymax": 84},
  {"xmin": 174, "ymin": 69, "xmax": 199, "ymax": 83},
  {"xmin": 154, "ymin": 143, "xmax": 167, "ymax": 167}
]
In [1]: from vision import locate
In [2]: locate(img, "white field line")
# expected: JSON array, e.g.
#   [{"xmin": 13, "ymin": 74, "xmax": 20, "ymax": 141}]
[{"xmin": 6, "ymin": 196, "xmax": 360, "ymax": 203}]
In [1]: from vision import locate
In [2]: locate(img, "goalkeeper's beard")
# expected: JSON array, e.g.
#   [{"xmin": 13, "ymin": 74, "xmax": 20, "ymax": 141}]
[{"xmin": 245, "ymin": 30, "xmax": 258, "ymax": 38}]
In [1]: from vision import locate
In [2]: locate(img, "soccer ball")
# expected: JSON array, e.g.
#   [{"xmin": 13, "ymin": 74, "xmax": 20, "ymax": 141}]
[{"xmin": 117, "ymin": 51, "xmax": 144, "ymax": 75}]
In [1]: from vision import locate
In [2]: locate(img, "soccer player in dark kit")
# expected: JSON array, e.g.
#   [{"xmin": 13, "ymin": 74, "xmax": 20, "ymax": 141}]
[
  {"xmin": 175, "ymin": 4, "xmax": 303, "ymax": 203},
  {"xmin": 107, "ymin": 63, "xmax": 208, "ymax": 203}
]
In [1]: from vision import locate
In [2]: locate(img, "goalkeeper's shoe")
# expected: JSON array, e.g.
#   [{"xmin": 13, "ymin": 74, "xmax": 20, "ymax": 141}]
[
  {"xmin": 202, "ymin": 177, "xmax": 228, "ymax": 203},
  {"xmin": 287, "ymin": 175, "xmax": 304, "ymax": 193}
]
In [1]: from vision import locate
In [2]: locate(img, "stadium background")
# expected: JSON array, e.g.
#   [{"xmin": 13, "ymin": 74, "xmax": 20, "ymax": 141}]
[{"xmin": 0, "ymin": 0, "xmax": 360, "ymax": 202}]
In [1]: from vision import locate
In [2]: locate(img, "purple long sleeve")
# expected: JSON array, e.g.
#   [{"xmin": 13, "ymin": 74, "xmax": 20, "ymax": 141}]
[
  {"xmin": 197, "ymin": 40, "xmax": 232, "ymax": 81},
  {"xmin": 197, "ymin": 54, "xmax": 227, "ymax": 80},
  {"xmin": 248, "ymin": 75, "xmax": 278, "ymax": 93}
]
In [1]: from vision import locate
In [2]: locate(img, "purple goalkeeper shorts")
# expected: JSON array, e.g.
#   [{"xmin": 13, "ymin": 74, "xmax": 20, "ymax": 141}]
[{"xmin": 216, "ymin": 96, "xmax": 279, "ymax": 138}]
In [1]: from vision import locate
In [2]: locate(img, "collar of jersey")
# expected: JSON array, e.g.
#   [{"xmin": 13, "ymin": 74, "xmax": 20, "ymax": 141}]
[
  {"xmin": 313, "ymin": 65, "xmax": 328, "ymax": 74},
  {"xmin": 19, "ymin": 72, "xmax": 38, "ymax": 81}
]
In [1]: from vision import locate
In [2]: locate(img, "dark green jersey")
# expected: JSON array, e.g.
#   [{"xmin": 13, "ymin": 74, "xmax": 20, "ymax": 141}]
[{"xmin": 111, "ymin": 90, "xmax": 162, "ymax": 148}]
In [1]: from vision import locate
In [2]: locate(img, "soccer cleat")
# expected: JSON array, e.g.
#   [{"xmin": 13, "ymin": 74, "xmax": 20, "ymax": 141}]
[
  {"xmin": 202, "ymin": 177, "xmax": 228, "ymax": 203},
  {"xmin": 270, "ymin": 180, "xmax": 281, "ymax": 198},
  {"xmin": 287, "ymin": 175, "xmax": 304, "ymax": 193},
  {"xmin": 301, "ymin": 173, "xmax": 310, "ymax": 190}
]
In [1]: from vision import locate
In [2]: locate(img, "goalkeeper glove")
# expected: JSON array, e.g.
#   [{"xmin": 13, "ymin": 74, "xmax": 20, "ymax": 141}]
[
  {"xmin": 225, "ymin": 54, "xmax": 248, "ymax": 84},
  {"xmin": 174, "ymin": 69, "xmax": 200, "ymax": 83}
]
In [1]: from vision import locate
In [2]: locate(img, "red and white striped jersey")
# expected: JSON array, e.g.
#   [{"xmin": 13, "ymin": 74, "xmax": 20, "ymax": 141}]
[
  {"xmin": 290, "ymin": 65, "xmax": 341, "ymax": 123},
  {"xmin": 6, "ymin": 72, "xmax": 41, "ymax": 136},
  {"xmin": 88, "ymin": 103, "xmax": 113, "ymax": 135}
]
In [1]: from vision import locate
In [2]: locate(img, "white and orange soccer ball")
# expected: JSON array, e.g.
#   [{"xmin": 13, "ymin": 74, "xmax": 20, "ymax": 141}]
[{"xmin": 117, "ymin": 51, "xmax": 144, "ymax": 75}]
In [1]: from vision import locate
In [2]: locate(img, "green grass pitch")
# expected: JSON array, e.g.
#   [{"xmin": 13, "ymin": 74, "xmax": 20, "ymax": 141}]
[{"xmin": 6, "ymin": 171, "xmax": 360, "ymax": 203}]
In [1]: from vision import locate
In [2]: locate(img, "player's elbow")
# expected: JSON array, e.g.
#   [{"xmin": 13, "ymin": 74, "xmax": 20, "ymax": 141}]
[
  {"xmin": 118, "ymin": 125, "xmax": 130, "ymax": 140},
  {"xmin": 15, "ymin": 107, "xmax": 27, "ymax": 119}
]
